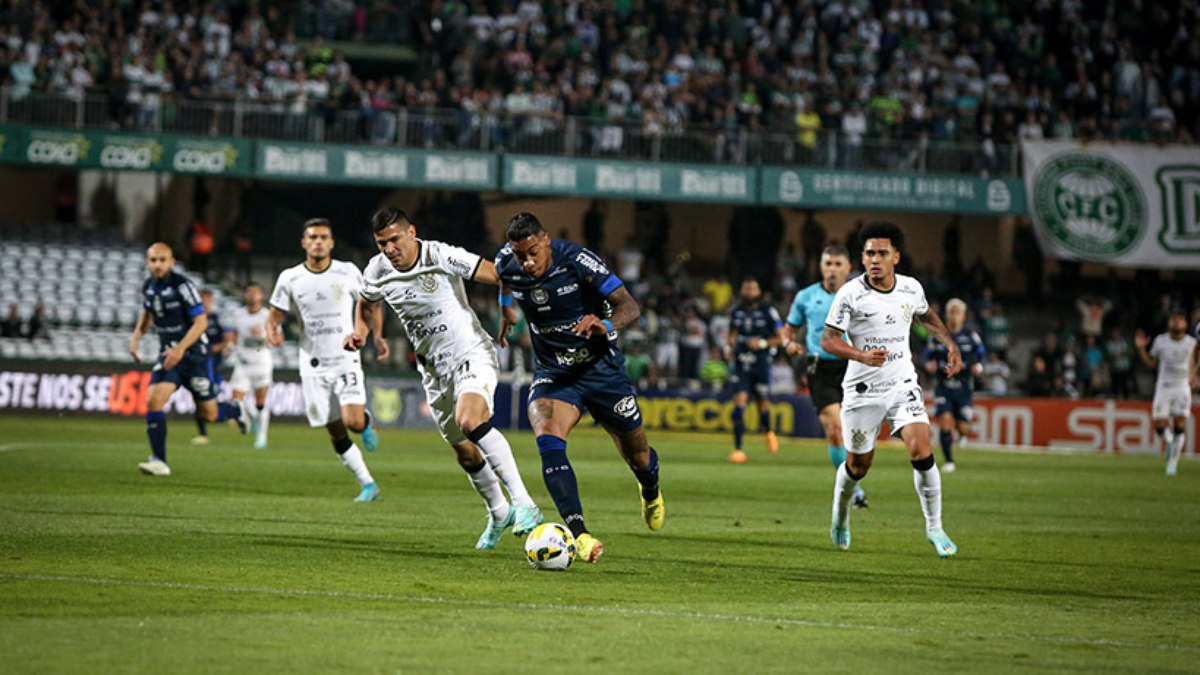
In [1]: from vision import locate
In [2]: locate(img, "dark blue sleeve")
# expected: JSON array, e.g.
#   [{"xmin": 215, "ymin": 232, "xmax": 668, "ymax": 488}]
[
  {"xmin": 177, "ymin": 278, "xmax": 205, "ymax": 318},
  {"xmin": 573, "ymin": 247, "xmax": 623, "ymax": 297}
]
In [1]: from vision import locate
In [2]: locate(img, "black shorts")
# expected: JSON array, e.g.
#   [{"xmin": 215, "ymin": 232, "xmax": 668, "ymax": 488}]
[{"xmin": 809, "ymin": 358, "xmax": 847, "ymax": 412}]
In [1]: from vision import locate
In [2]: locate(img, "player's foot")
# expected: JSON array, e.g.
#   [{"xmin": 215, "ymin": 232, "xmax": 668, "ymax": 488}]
[
  {"xmin": 137, "ymin": 457, "xmax": 171, "ymax": 476},
  {"xmin": 1166, "ymin": 462, "xmax": 1178, "ymax": 477},
  {"xmin": 926, "ymin": 528, "xmax": 957, "ymax": 557},
  {"xmin": 253, "ymin": 439, "xmax": 268, "ymax": 450},
  {"xmin": 233, "ymin": 400, "xmax": 251, "ymax": 435},
  {"xmin": 575, "ymin": 533, "xmax": 604, "ymax": 563},
  {"xmin": 640, "ymin": 488, "xmax": 665, "ymax": 531},
  {"xmin": 728, "ymin": 449, "xmax": 748, "ymax": 464},
  {"xmin": 510, "ymin": 503, "xmax": 544, "ymax": 537},
  {"xmin": 353, "ymin": 482, "xmax": 381, "ymax": 502},
  {"xmin": 851, "ymin": 490, "xmax": 869, "ymax": 510},
  {"xmin": 360, "ymin": 415, "xmax": 379, "ymax": 453},
  {"xmin": 765, "ymin": 431, "xmax": 779, "ymax": 454},
  {"xmin": 831, "ymin": 523, "xmax": 851, "ymax": 550},
  {"xmin": 942, "ymin": 462, "xmax": 957, "ymax": 474},
  {"xmin": 476, "ymin": 506, "xmax": 515, "ymax": 549},
  {"xmin": 190, "ymin": 435, "xmax": 209, "ymax": 446}
]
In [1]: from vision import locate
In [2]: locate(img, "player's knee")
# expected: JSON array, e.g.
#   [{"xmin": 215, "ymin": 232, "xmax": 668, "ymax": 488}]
[
  {"xmin": 463, "ymin": 420, "xmax": 493, "ymax": 443},
  {"xmin": 1174, "ymin": 421, "xmax": 1187, "ymax": 435}
]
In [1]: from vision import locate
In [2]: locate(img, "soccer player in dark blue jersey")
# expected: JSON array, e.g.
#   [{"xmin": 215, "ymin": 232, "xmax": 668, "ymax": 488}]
[
  {"xmin": 129, "ymin": 243, "xmax": 249, "ymax": 476},
  {"xmin": 495, "ymin": 212, "xmax": 663, "ymax": 563},
  {"xmin": 191, "ymin": 288, "xmax": 234, "ymax": 445},
  {"xmin": 923, "ymin": 298, "xmax": 985, "ymax": 473},
  {"xmin": 783, "ymin": 244, "xmax": 868, "ymax": 507},
  {"xmin": 725, "ymin": 278, "xmax": 786, "ymax": 463}
]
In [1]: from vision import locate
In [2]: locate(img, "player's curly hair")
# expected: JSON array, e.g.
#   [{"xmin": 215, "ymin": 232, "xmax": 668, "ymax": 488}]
[
  {"xmin": 371, "ymin": 207, "xmax": 410, "ymax": 232},
  {"xmin": 858, "ymin": 221, "xmax": 905, "ymax": 251},
  {"xmin": 506, "ymin": 212, "xmax": 545, "ymax": 241}
]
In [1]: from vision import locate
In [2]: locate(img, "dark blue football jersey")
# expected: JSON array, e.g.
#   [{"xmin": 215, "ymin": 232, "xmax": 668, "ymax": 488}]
[
  {"xmin": 925, "ymin": 328, "xmax": 985, "ymax": 390},
  {"xmin": 142, "ymin": 271, "xmax": 209, "ymax": 357},
  {"xmin": 495, "ymin": 239, "xmax": 623, "ymax": 375},
  {"xmin": 204, "ymin": 311, "xmax": 229, "ymax": 367},
  {"xmin": 730, "ymin": 301, "xmax": 783, "ymax": 367}
]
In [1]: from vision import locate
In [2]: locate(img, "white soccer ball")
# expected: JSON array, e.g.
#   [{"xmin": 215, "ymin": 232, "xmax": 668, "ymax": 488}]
[{"xmin": 524, "ymin": 522, "xmax": 576, "ymax": 570}]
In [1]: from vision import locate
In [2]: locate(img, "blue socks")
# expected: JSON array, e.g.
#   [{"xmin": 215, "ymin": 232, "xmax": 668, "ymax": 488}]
[
  {"xmin": 828, "ymin": 445, "xmax": 847, "ymax": 468},
  {"xmin": 732, "ymin": 406, "xmax": 745, "ymax": 450},
  {"xmin": 536, "ymin": 435, "xmax": 586, "ymax": 537},
  {"xmin": 216, "ymin": 402, "xmax": 240, "ymax": 422},
  {"xmin": 632, "ymin": 447, "xmax": 660, "ymax": 501},
  {"xmin": 939, "ymin": 430, "xmax": 955, "ymax": 463},
  {"xmin": 146, "ymin": 411, "xmax": 167, "ymax": 462},
  {"xmin": 759, "ymin": 409, "xmax": 771, "ymax": 433},
  {"xmin": 194, "ymin": 414, "xmax": 207, "ymax": 436}
]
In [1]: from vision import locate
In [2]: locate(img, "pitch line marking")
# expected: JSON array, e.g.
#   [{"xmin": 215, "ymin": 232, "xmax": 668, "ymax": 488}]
[{"xmin": 1, "ymin": 573, "xmax": 1196, "ymax": 655}]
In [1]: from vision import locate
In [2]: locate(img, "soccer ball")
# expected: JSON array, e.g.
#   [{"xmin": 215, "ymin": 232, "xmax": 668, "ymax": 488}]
[{"xmin": 524, "ymin": 522, "xmax": 576, "ymax": 570}]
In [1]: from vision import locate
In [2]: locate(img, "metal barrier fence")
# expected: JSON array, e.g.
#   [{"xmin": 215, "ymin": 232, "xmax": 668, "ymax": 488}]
[{"xmin": 0, "ymin": 88, "xmax": 1020, "ymax": 176}]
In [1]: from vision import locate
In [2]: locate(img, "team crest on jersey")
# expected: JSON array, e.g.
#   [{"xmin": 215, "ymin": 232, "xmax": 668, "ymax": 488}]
[
  {"xmin": 331, "ymin": 283, "xmax": 346, "ymax": 301},
  {"xmin": 420, "ymin": 273, "xmax": 439, "ymax": 293},
  {"xmin": 531, "ymin": 288, "xmax": 549, "ymax": 305},
  {"xmin": 850, "ymin": 428, "xmax": 867, "ymax": 450},
  {"xmin": 901, "ymin": 303, "xmax": 914, "ymax": 323},
  {"xmin": 613, "ymin": 395, "xmax": 639, "ymax": 418}
]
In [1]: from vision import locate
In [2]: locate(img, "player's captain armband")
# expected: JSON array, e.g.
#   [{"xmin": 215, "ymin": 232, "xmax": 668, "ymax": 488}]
[{"xmin": 498, "ymin": 293, "xmax": 513, "ymax": 307}]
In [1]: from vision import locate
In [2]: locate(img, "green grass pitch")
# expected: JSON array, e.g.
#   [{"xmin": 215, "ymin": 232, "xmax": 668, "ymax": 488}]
[{"xmin": 1, "ymin": 416, "xmax": 1198, "ymax": 673}]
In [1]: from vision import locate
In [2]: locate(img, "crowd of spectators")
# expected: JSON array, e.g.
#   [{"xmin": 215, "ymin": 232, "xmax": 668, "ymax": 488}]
[{"xmin": 2, "ymin": 1, "xmax": 1199, "ymax": 167}]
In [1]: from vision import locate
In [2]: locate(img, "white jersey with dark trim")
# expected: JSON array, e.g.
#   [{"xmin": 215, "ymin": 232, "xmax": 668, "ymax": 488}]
[
  {"xmin": 361, "ymin": 240, "xmax": 492, "ymax": 373},
  {"xmin": 1150, "ymin": 333, "xmax": 1197, "ymax": 389},
  {"xmin": 826, "ymin": 274, "xmax": 929, "ymax": 393},
  {"xmin": 231, "ymin": 305, "xmax": 274, "ymax": 368},
  {"xmin": 270, "ymin": 259, "xmax": 363, "ymax": 376}
]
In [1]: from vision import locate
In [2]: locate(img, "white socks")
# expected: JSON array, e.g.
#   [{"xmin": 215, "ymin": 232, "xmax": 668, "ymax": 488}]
[
  {"xmin": 475, "ymin": 428, "xmax": 534, "ymax": 506},
  {"xmin": 256, "ymin": 407, "xmax": 271, "ymax": 446},
  {"xmin": 466, "ymin": 461, "xmax": 511, "ymax": 521},
  {"xmin": 913, "ymin": 463, "xmax": 943, "ymax": 531},
  {"xmin": 339, "ymin": 444, "xmax": 375, "ymax": 487},
  {"xmin": 1168, "ymin": 431, "xmax": 1184, "ymax": 470},
  {"xmin": 832, "ymin": 463, "xmax": 858, "ymax": 528}
]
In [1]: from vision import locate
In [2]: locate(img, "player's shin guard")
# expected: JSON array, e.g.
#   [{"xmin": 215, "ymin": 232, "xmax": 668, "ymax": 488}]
[
  {"xmin": 732, "ymin": 406, "xmax": 746, "ymax": 450},
  {"xmin": 536, "ymin": 435, "xmax": 586, "ymax": 537},
  {"xmin": 832, "ymin": 462, "xmax": 861, "ymax": 528},
  {"xmin": 215, "ymin": 401, "xmax": 241, "ymax": 422},
  {"xmin": 256, "ymin": 408, "xmax": 271, "ymax": 445},
  {"xmin": 147, "ymin": 411, "xmax": 167, "ymax": 462},
  {"xmin": 939, "ymin": 429, "xmax": 955, "ymax": 463},
  {"xmin": 631, "ymin": 447, "xmax": 660, "ymax": 501},
  {"xmin": 468, "ymin": 422, "xmax": 534, "ymax": 506},
  {"xmin": 828, "ymin": 445, "xmax": 847, "ymax": 468},
  {"xmin": 911, "ymin": 455, "xmax": 943, "ymax": 530},
  {"xmin": 333, "ymin": 436, "xmax": 375, "ymax": 487},
  {"xmin": 463, "ymin": 458, "xmax": 509, "ymax": 521}
]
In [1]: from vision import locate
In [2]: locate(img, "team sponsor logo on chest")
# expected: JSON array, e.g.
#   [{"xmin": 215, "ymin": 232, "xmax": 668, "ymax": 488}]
[{"xmin": 556, "ymin": 283, "xmax": 578, "ymax": 296}]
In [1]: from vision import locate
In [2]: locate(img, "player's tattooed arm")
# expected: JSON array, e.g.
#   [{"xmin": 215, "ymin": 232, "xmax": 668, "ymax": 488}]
[
  {"xmin": 821, "ymin": 325, "xmax": 886, "ymax": 366},
  {"xmin": 265, "ymin": 308, "xmax": 288, "ymax": 347},
  {"xmin": 575, "ymin": 285, "xmax": 640, "ymax": 337},
  {"xmin": 916, "ymin": 310, "xmax": 962, "ymax": 376},
  {"xmin": 129, "ymin": 309, "xmax": 153, "ymax": 363}
]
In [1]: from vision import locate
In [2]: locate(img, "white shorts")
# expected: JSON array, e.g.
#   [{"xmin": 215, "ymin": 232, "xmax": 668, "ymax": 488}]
[
  {"xmin": 420, "ymin": 345, "xmax": 499, "ymax": 446},
  {"xmin": 301, "ymin": 366, "xmax": 367, "ymax": 427},
  {"xmin": 1152, "ymin": 384, "xmax": 1193, "ymax": 420},
  {"xmin": 230, "ymin": 362, "xmax": 273, "ymax": 393},
  {"xmin": 841, "ymin": 381, "xmax": 930, "ymax": 454}
]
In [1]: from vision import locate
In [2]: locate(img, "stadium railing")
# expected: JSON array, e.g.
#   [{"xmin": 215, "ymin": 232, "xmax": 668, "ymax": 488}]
[{"xmin": 0, "ymin": 88, "xmax": 1020, "ymax": 176}]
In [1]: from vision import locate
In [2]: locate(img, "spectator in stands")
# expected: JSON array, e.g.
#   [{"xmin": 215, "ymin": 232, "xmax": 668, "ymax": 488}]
[
  {"xmin": 1080, "ymin": 334, "xmax": 1105, "ymax": 397},
  {"xmin": 2, "ymin": 305, "xmax": 21, "ymax": 338},
  {"xmin": 981, "ymin": 302, "xmax": 1011, "ymax": 360},
  {"xmin": 616, "ymin": 235, "xmax": 644, "ymax": 285},
  {"xmin": 26, "ymin": 302, "xmax": 48, "ymax": 340},
  {"xmin": 982, "ymin": 352, "xmax": 1011, "ymax": 396},
  {"xmin": 582, "ymin": 200, "xmax": 606, "ymax": 255},
  {"xmin": 699, "ymin": 346, "xmax": 730, "ymax": 391},
  {"xmin": 1026, "ymin": 355, "xmax": 1054, "ymax": 398},
  {"xmin": 624, "ymin": 342, "xmax": 655, "ymax": 390},
  {"xmin": 679, "ymin": 306, "xmax": 707, "ymax": 382},
  {"xmin": 1105, "ymin": 326, "xmax": 1136, "ymax": 399},
  {"xmin": 188, "ymin": 220, "xmax": 214, "ymax": 278},
  {"xmin": 1076, "ymin": 295, "xmax": 1114, "ymax": 339},
  {"xmin": 702, "ymin": 275, "xmax": 733, "ymax": 315}
]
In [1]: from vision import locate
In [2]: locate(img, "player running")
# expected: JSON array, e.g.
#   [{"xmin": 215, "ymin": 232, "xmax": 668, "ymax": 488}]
[
  {"xmin": 129, "ymin": 243, "xmax": 249, "ymax": 476},
  {"xmin": 726, "ymin": 277, "xmax": 786, "ymax": 463},
  {"xmin": 191, "ymin": 288, "xmax": 234, "ymax": 445},
  {"xmin": 1134, "ymin": 310, "xmax": 1199, "ymax": 476},
  {"xmin": 496, "ymin": 212, "xmax": 664, "ymax": 564},
  {"xmin": 783, "ymin": 244, "xmax": 868, "ymax": 508},
  {"xmin": 820, "ymin": 221, "xmax": 961, "ymax": 557},
  {"xmin": 923, "ymin": 298, "xmax": 985, "ymax": 473},
  {"xmin": 265, "ymin": 218, "xmax": 384, "ymax": 502},
  {"xmin": 228, "ymin": 282, "xmax": 275, "ymax": 450},
  {"xmin": 344, "ymin": 207, "xmax": 544, "ymax": 549}
]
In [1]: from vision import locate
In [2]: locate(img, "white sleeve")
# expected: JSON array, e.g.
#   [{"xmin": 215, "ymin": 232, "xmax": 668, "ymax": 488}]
[
  {"xmin": 1149, "ymin": 336, "xmax": 1162, "ymax": 359},
  {"xmin": 827, "ymin": 284, "xmax": 854, "ymax": 332},
  {"xmin": 429, "ymin": 240, "xmax": 483, "ymax": 280},
  {"xmin": 360, "ymin": 258, "xmax": 384, "ymax": 303},
  {"xmin": 914, "ymin": 279, "xmax": 929, "ymax": 315},
  {"xmin": 269, "ymin": 270, "xmax": 292, "ymax": 313}
]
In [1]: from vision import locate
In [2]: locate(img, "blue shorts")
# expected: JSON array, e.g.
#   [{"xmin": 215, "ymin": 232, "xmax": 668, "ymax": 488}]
[
  {"xmin": 730, "ymin": 360, "xmax": 771, "ymax": 399},
  {"xmin": 529, "ymin": 353, "xmax": 642, "ymax": 432},
  {"xmin": 934, "ymin": 385, "xmax": 974, "ymax": 422},
  {"xmin": 150, "ymin": 350, "xmax": 220, "ymax": 402}
]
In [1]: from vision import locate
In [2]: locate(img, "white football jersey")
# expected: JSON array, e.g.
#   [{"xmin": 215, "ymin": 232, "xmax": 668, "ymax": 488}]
[
  {"xmin": 231, "ymin": 305, "xmax": 274, "ymax": 368},
  {"xmin": 1150, "ymin": 333, "xmax": 1197, "ymax": 388},
  {"xmin": 270, "ymin": 259, "xmax": 363, "ymax": 376},
  {"xmin": 361, "ymin": 240, "xmax": 494, "ymax": 373},
  {"xmin": 827, "ymin": 274, "xmax": 929, "ymax": 393}
]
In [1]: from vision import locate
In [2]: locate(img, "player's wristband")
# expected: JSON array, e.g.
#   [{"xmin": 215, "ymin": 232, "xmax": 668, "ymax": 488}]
[
  {"xmin": 601, "ymin": 319, "xmax": 614, "ymax": 333},
  {"xmin": 498, "ymin": 293, "xmax": 513, "ymax": 307}
]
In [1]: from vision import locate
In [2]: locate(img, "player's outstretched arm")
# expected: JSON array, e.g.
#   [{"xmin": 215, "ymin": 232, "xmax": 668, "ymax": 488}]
[
  {"xmin": 821, "ymin": 325, "xmax": 886, "ymax": 366},
  {"xmin": 129, "ymin": 309, "xmax": 153, "ymax": 363},
  {"xmin": 1133, "ymin": 330, "xmax": 1156, "ymax": 369},
  {"xmin": 916, "ymin": 310, "xmax": 961, "ymax": 376},
  {"xmin": 471, "ymin": 260, "xmax": 500, "ymax": 286}
]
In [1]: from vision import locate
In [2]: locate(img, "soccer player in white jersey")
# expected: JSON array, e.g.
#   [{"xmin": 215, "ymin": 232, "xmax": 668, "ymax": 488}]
[
  {"xmin": 266, "ymin": 218, "xmax": 385, "ymax": 502},
  {"xmin": 1134, "ymin": 310, "xmax": 1199, "ymax": 476},
  {"xmin": 228, "ymin": 281, "xmax": 275, "ymax": 449},
  {"xmin": 344, "ymin": 207, "xmax": 544, "ymax": 549},
  {"xmin": 820, "ymin": 221, "xmax": 962, "ymax": 557}
]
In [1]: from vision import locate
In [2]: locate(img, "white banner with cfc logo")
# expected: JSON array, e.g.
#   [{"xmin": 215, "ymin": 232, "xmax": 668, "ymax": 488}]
[{"xmin": 1022, "ymin": 139, "xmax": 1200, "ymax": 268}]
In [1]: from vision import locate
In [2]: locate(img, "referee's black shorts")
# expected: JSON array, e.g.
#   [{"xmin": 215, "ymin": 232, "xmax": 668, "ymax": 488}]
[{"xmin": 809, "ymin": 358, "xmax": 848, "ymax": 412}]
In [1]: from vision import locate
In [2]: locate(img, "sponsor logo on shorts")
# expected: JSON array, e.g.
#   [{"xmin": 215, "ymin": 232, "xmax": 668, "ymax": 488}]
[
  {"xmin": 613, "ymin": 395, "xmax": 639, "ymax": 418},
  {"xmin": 189, "ymin": 377, "xmax": 211, "ymax": 397},
  {"xmin": 530, "ymin": 376, "xmax": 554, "ymax": 389},
  {"xmin": 850, "ymin": 428, "xmax": 868, "ymax": 450}
]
